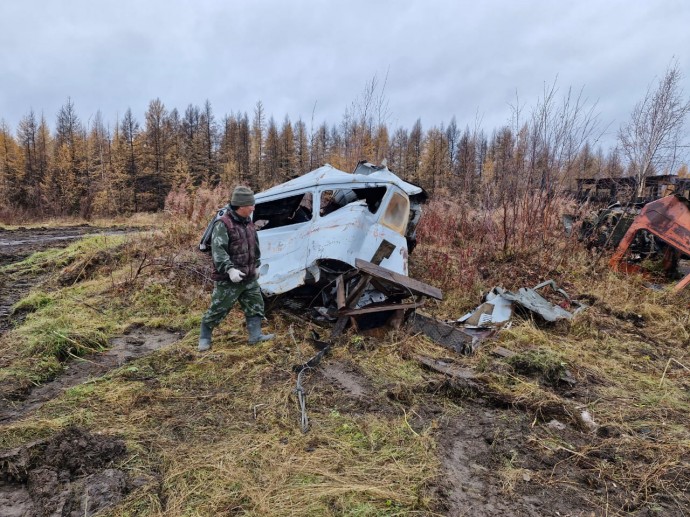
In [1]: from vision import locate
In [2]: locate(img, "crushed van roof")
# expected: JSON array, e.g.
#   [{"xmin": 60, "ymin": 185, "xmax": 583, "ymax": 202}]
[{"xmin": 256, "ymin": 164, "xmax": 424, "ymax": 199}]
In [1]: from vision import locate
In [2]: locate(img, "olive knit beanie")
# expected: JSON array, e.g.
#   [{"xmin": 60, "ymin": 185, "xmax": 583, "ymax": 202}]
[{"xmin": 230, "ymin": 186, "xmax": 255, "ymax": 207}]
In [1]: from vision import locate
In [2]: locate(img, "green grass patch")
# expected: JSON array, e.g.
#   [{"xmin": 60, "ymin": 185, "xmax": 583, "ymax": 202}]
[
  {"xmin": 505, "ymin": 348, "xmax": 568, "ymax": 384},
  {"xmin": 2, "ymin": 233, "xmax": 128, "ymax": 275},
  {"xmin": 12, "ymin": 291, "xmax": 54, "ymax": 313}
]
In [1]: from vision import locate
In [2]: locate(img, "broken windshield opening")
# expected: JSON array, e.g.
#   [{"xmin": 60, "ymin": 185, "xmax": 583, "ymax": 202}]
[
  {"xmin": 254, "ymin": 192, "xmax": 313, "ymax": 230},
  {"xmin": 381, "ymin": 192, "xmax": 410, "ymax": 235},
  {"xmin": 319, "ymin": 187, "xmax": 387, "ymax": 217}
]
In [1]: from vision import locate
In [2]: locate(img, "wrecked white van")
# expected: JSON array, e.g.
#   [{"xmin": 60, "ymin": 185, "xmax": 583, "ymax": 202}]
[{"xmin": 252, "ymin": 162, "xmax": 427, "ymax": 296}]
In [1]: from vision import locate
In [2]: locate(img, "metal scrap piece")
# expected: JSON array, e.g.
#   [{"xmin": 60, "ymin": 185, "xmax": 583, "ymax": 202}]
[{"xmin": 458, "ymin": 280, "xmax": 585, "ymax": 327}]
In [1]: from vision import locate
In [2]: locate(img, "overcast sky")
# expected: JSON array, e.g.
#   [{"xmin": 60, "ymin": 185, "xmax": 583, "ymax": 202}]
[{"xmin": 1, "ymin": 0, "xmax": 689, "ymax": 151}]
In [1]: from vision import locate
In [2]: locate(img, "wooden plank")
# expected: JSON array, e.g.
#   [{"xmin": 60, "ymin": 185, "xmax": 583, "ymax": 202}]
[
  {"xmin": 345, "ymin": 273, "xmax": 372, "ymax": 307},
  {"xmin": 338, "ymin": 300, "xmax": 425, "ymax": 316},
  {"xmin": 354, "ymin": 259, "xmax": 442, "ymax": 300},
  {"xmin": 412, "ymin": 354, "xmax": 477, "ymax": 380},
  {"xmin": 491, "ymin": 346, "xmax": 517, "ymax": 358},
  {"xmin": 411, "ymin": 353, "xmax": 589, "ymax": 430},
  {"xmin": 335, "ymin": 275, "xmax": 346, "ymax": 310},
  {"xmin": 331, "ymin": 316, "xmax": 349, "ymax": 338}
]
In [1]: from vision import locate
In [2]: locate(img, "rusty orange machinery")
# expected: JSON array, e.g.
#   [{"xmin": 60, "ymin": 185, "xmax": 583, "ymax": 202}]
[{"xmin": 609, "ymin": 194, "xmax": 690, "ymax": 291}]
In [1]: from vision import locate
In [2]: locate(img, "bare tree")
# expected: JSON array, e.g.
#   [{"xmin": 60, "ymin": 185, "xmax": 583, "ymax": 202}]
[{"xmin": 618, "ymin": 61, "xmax": 690, "ymax": 198}]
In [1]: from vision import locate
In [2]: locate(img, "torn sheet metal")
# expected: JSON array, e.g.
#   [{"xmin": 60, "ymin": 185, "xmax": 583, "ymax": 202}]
[
  {"xmin": 458, "ymin": 280, "xmax": 585, "ymax": 327},
  {"xmin": 457, "ymin": 292, "xmax": 514, "ymax": 326},
  {"xmin": 609, "ymin": 194, "xmax": 690, "ymax": 291}
]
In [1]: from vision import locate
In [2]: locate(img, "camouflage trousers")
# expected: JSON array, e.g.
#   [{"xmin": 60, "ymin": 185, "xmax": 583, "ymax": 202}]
[{"xmin": 201, "ymin": 278, "xmax": 265, "ymax": 330}]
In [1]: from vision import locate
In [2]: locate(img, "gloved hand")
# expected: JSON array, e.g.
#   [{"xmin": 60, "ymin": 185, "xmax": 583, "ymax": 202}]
[{"xmin": 228, "ymin": 268, "xmax": 246, "ymax": 283}]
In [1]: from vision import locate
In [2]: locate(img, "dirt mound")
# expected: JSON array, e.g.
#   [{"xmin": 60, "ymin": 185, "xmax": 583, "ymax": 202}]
[{"xmin": 0, "ymin": 427, "xmax": 129, "ymax": 516}]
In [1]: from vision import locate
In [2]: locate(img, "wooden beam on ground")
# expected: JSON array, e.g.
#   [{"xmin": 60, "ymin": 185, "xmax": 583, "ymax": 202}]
[
  {"xmin": 411, "ymin": 354, "xmax": 482, "ymax": 392},
  {"xmin": 411, "ymin": 353, "xmax": 592, "ymax": 430},
  {"xmin": 491, "ymin": 346, "xmax": 517, "ymax": 359}
]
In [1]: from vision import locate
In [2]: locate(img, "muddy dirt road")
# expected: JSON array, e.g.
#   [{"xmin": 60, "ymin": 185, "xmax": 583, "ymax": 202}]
[
  {"xmin": 0, "ymin": 224, "xmax": 135, "ymax": 267},
  {"xmin": 0, "ymin": 226, "xmax": 185, "ymax": 516},
  {"xmin": 0, "ymin": 225, "xmax": 135, "ymax": 329},
  {"xmin": 0, "ymin": 226, "xmax": 184, "ymax": 420}
]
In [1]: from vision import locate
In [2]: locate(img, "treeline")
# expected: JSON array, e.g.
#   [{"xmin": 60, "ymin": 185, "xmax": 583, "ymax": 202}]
[{"xmin": 0, "ymin": 95, "xmax": 629, "ymax": 219}]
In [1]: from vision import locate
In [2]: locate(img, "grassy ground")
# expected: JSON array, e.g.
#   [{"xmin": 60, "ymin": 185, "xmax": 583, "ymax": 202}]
[
  {"xmin": 1, "ymin": 206, "xmax": 689, "ymax": 515},
  {"xmin": 0, "ymin": 212, "xmax": 158, "ymax": 230}
]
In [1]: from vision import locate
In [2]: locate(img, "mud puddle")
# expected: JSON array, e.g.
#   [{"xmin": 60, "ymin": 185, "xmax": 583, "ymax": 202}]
[
  {"xmin": 0, "ymin": 275, "xmax": 47, "ymax": 333},
  {"xmin": 0, "ymin": 326, "xmax": 183, "ymax": 424},
  {"xmin": 0, "ymin": 426, "xmax": 137, "ymax": 517}
]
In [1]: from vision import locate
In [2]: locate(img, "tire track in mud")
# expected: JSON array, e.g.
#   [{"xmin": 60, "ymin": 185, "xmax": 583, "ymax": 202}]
[
  {"xmin": 0, "ymin": 326, "xmax": 184, "ymax": 424},
  {"xmin": 0, "ymin": 226, "xmax": 186, "ymax": 425},
  {"xmin": 0, "ymin": 226, "xmax": 136, "ymax": 331}
]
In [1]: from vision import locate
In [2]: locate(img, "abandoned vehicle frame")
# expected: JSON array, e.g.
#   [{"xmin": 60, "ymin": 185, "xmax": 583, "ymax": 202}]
[{"xmin": 250, "ymin": 163, "xmax": 427, "ymax": 296}]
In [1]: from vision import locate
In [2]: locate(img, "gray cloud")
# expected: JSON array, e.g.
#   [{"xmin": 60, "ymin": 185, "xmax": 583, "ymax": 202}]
[{"xmin": 1, "ymin": 0, "xmax": 688, "ymax": 152}]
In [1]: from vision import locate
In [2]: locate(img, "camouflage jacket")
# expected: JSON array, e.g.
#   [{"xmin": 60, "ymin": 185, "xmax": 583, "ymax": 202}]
[{"xmin": 210, "ymin": 209, "xmax": 261, "ymax": 282}]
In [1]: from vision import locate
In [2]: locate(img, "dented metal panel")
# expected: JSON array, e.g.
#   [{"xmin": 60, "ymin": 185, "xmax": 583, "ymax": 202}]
[
  {"xmin": 457, "ymin": 280, "xmax": 585, "ymax": 326},
  {"xmin": 255, "ymin": 164, "xmax": 425, "ymax": 296},
  {"xmin": 609, "ymin": 194, "xmax": 690, "ymax": 291},
  {"xmin": 256, "ymin": 164, "xmax": 424, "ymax": 199}
]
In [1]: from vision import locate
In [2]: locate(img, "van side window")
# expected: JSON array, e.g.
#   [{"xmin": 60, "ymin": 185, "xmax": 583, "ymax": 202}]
[
  {"xmin": 254, "ymin": 192, "xmax": 313, "ymax": 230},
  {"xmin": 319, "ymin": 187, "xmax": 387, "ymax": 216}
]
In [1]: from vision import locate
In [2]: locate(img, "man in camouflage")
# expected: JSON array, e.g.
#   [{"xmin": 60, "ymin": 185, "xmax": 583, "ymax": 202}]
[{"xmin": 198, "ymin": 186, "xmax": 275, "ymax": 351}]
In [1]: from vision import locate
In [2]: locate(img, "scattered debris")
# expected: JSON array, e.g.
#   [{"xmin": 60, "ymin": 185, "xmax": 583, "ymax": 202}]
[
  {"xmin": 547, "ymin": 419, "xmax": 567, "ymax": 431},
  {"xmin": 406, "ymin": 312, "xmax": 492, "ymax": 355},
  {"xmin": 292, "ymin": 331, "xmax": 334, "ymax": 433},
  {"xmin": 457, "ymin": 280, "xmax": 585, "ymax": 328},
  {"xmin": 579, "ymin": 202, "xmax": 639, "ymax": 250},
  {"xmin": 575, "ymin": 174, "xmax": 690, "ymax": 205},
  {"xmin": 330, "ymin": 258, "xmax": 442, "ymax": 337},
  {"xmin": 411, "ymin": 353, "xmax": 590, "ymax": 430},
  {"xmin": 579, "ymin": 410, "xmax": 598, "ymax": 432},
  {"xmin": 201, "ymin": 162, "xmax": 428, "ymax": 296}
]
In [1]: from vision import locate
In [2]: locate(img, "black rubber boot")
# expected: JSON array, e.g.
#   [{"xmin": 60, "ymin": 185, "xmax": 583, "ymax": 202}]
[
  {"xmin": 198, "ymin": 321, "xmax": 213, "ymax": 351},
  {"xmin": 246, "ymin": 316, "xmax": 275, "ymax": 344}
]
